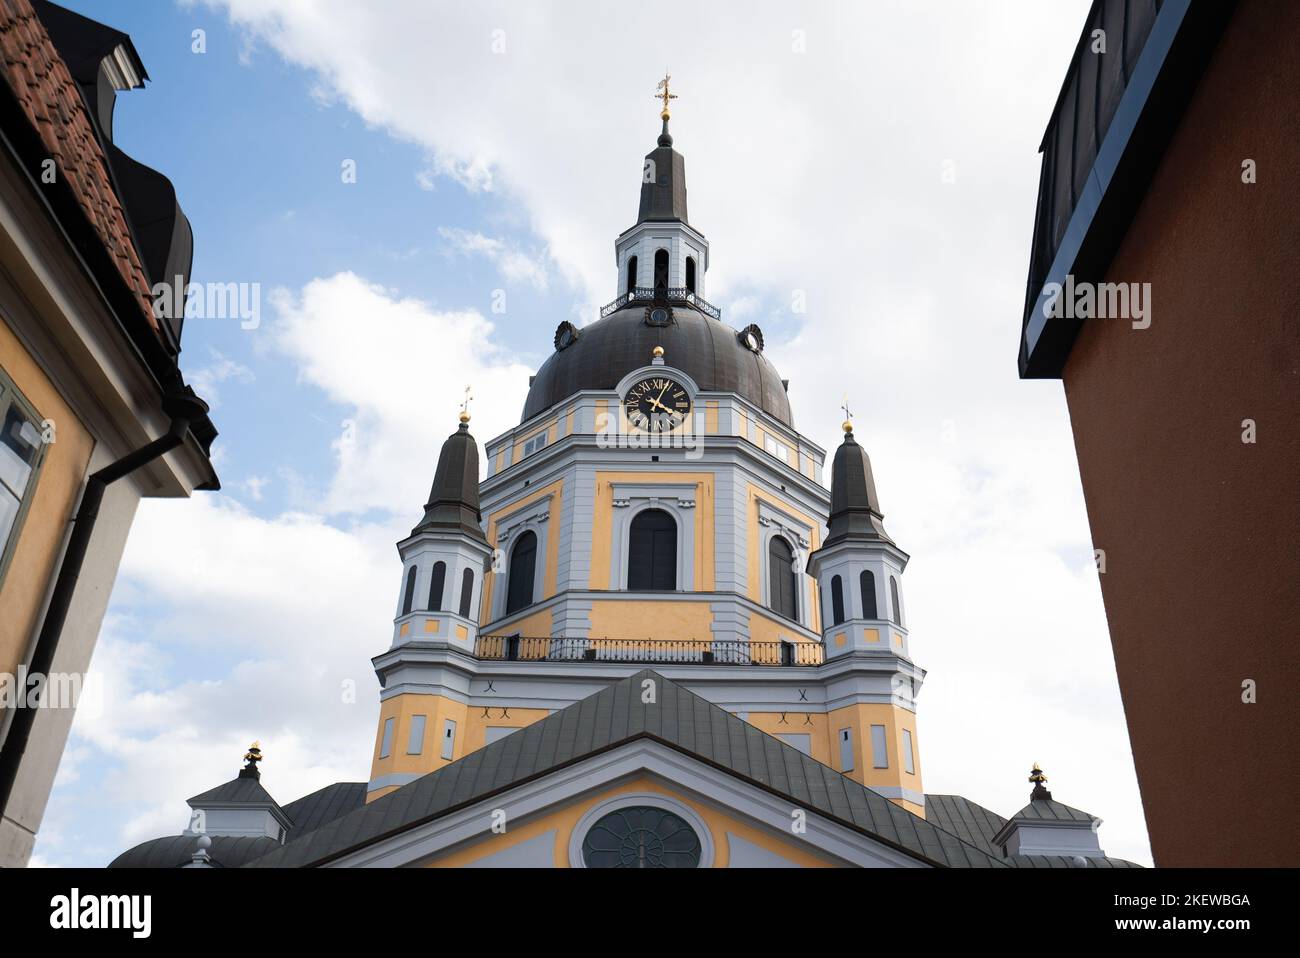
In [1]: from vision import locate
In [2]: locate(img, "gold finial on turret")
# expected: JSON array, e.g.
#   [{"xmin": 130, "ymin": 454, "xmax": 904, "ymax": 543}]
[
  {"xmin": 655, "ymin": 74, "xmax": 678, "ymax": 120},
  {"xmin": 459, "ymin": 385, "xmax": 472, "ymax": 423},
  {"xmin": 841, "ymin": 396, "xmax": 854, "ymax": 434},
  {"xmin": 652, "ymin": 345, "xmax": 665, "ymax": 358},
  {"xmin": 1029, "ymin": 762, "xmax": 1048, "ymax": 785},
  {"xmin": 243, "ymin": 741, "xmax": 262, "ymax": 768}
]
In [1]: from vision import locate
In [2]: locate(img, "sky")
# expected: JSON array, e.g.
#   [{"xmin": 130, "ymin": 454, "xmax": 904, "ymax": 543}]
[{"xmin": 33, "ymin": 0, "xmax": 1153, "ymax": 867}]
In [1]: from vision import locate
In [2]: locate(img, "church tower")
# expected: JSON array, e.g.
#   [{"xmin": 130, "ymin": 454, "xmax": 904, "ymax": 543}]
[
  {"xmin": 368, "ymin": 410, "xmax": 494, "ymax": 798},
  {"xmin": 365, "ymin": 83, "xmax": 925, "ymax": 817}
]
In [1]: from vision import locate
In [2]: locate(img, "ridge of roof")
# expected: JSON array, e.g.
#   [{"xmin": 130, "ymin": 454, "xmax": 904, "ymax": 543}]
[{"xmin": 246, "ymin": 671, "xmax": 1008, "ymax": 869}]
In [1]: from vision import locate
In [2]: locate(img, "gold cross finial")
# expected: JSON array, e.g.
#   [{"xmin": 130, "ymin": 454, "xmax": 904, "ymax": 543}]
[
  {"xmin": 459, "ymin": 385, "xmax": 472, "ymax": 423},
  {"xmin": 841, "ymin": 396, "xmax": 854, "ymax": 434},
  {"xmin": 655, "ymin": 74, "xmax": 678, "ymax": 120}
]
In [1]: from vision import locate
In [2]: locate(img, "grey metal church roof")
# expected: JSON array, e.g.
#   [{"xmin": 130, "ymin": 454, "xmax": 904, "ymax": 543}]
[
  {"xmin": 187, "ymin": 772, "xmax": 280, "ymax": 808},
  {"xmin": 522, "ymin": 305, "xmax": 794, "ymax": 426},
  {"xmin": 281, "ymin": 781, "xmax": 367, "ymax": 834},
  {"xmin": 1007, "ymin": 795, "xmax": 1098, "ymax": 824},
  {"xmin": 923, "ymin": 794, "xmax": 1009, "ymax": 857},
  {"xmin": 108, "ymin": 835, "xmax": 279, "ymax": 869},
  {"xmin": 246, "ymin": 670, "xmax": 1009, "ymax": 868}
]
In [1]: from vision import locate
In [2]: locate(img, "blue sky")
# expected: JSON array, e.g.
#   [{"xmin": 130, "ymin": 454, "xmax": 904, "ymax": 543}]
[{"xmin": 34, "ymin": 0, "xmax": 1152, "ymax": 867}]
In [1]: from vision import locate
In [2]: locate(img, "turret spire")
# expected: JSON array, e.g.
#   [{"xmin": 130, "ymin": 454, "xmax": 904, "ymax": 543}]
[{"xmin": 415, "ymin": 413, "xmax": 486, "ymax": 541}]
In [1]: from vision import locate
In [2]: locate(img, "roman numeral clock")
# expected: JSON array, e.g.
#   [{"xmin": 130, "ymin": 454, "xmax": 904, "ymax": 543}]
[{"xmin": 623, "ymin": 375, "xmax": 691, "ymax": 432}]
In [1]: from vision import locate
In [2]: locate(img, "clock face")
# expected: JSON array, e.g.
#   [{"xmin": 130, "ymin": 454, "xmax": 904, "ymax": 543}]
[{"xmin": 624, "ymin": 376, "xmax": 691, "ymax": 431}]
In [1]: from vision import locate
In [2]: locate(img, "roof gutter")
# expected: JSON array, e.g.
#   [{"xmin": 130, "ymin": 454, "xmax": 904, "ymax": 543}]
[{"xmin": 0, "ymin": 389, "xmax": 210, "ymax": 825}]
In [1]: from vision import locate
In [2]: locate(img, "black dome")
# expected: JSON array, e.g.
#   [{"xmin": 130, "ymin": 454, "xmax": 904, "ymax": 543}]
[{"xmin": 523, "ymin": 306, "xmax": 792, "ymax": 426}]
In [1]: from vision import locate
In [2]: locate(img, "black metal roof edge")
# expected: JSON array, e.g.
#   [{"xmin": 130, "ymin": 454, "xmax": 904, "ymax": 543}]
[
  {"xmin": 1018, "ymin": 0, "xmax": 1238, "ymax": 379},
  {"xmin": 0, "ymin": 20, "xmax": 220, "ymax": 472}
]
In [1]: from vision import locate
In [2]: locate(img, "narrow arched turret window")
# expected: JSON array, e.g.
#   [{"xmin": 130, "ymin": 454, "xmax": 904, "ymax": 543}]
[
  {"xmin": 427, "ymin": 561, "xmax": 446, "ymax": 611},
  {"xmin": 889, "ymin": 575, "xmax": 902, "ymax": 626},
  {"xmin": 626, "ymin": 255, "xmax": 638, "ymax": 295},
  {"xmin": 459, "ymin": 567, "xmax": 475, "ymax": 618},
  {"xmin": 653, "ymin": 249, "xmax": 669, "ymax": 298},
  {"xmin": 400, "ymin": 566, "xmax": 417, "ymax": 616},
  {"xmin": 860, "ymin": 570, "xmax": 878, "ymax": 619},
  {"xmin": 685, "ymin": 255, "xmax": 697, "ymax": 294},
  {"xmin": 830, "ymin": 575, "xmax": 845, "ymax": 625}
]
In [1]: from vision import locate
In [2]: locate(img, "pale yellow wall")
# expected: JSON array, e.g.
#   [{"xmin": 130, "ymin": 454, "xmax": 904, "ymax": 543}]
[
  {"xmin": 588, "ymin": 470, "xmax": 715, "ymax": 592},
  {"xmin": 587, "ymin": 599, "xmax": 712, "ymax": 642},
  {"xmin": 481, "ymin": 479, "xmax": 565, "ymax": 620},
  {"xmin": 0, "ymin": 317, "xmax": 94, "ymax": 680},
  {"xmin": 827, "ymin": 701, "xmax": 925, "ymax": 819},
  {"xmin": 422, "ymin": 775, "xmax": 838, "ymax": 868}
]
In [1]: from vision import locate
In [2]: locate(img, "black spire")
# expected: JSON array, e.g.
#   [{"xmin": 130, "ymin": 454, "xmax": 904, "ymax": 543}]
[
  {"xmin": 637, "ymin": 83, "xmax": 688, "ymax": 225},
  {"xmin": 414, "ymin": 414, "xmax": 486, "ymax": 541},
  {"xmin": 824, "ymin": 423, "xmax": 893, "ymax": 547}
]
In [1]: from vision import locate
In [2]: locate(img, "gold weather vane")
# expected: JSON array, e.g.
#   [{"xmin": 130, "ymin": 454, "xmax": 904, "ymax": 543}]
[{"xmin": 655, "ymin": 73, "xmax": 678, "ymax": 119}]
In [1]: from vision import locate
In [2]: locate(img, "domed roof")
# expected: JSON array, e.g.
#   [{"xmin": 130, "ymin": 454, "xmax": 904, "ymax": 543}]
[{"xmin": 522, "ymin": 305, "xmax": 793, "ymax": 426}]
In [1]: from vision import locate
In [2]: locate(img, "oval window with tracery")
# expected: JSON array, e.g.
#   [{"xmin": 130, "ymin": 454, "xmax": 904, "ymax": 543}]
[{"xmin": 581, "ymin": 805, "xmax": 702, "ymax": 868}]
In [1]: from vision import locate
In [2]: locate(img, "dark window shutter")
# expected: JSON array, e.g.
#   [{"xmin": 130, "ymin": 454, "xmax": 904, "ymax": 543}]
[
  {"xmin": 768, "ymin": 537, "xmax": 798, "ymax": 621},
  {"xmin": 401, "ymin": 566, "xmax": 417, "ymax": 616},
  {"xmin": 860, "ymin": 570, "xmax": 877, "ymax": 619},
  {"xmin": 459, "ymin": 567, "xmax": 475, "ymax": 618},
  {"xmin": 428, "ymin": 561, "xmax": 446, "ymax": 611},
  {"xmin": 628, "ymin": 509, "xmax": 677, "ymax": 590},
  {"xmin": 505, "ymin": 531, "xmax": 537, "ymax": 615}
]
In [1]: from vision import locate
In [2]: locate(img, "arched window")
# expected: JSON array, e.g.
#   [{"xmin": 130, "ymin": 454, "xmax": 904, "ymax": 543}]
[
  {"xmin": 625, "ymin": 255, "xmax": 638, "ymax": 295},
  {"xmin": 889, "ymin": 575, "xmax": 902, "ymax": 625},
  {"xmin": 685, "ymin": 256, "xmax": 696, "ymax": 294},
  {"xmin": 627, "ymin": 509, "xmax": 677, "ymax": 591},
  {"xmin": 459, "ymin": 567, "xmax": 475, "ymax": 618},
  {"xmin": 400, "ymin": 566, "xmax": 417, "ymax": 616},
  {"xmin": 505, "ymin": 531, "xmax": 537, "ymax": 616},
  {"xmin": 427, "ymin": 561, "xmax": 446, "ymax": 611},
  {"xmin": 860, "ymin": 570, "xmax": 878, "ymax": 619},
  {"xmin": 653, "ymin": 249, "xmax": 669, "ymax": 298},
  {"xmin": 768, "ymin": 537, "xmax": 798, "ymax": 622},
  {"xmin": 830, "ymin": 575, "xmax": 845, "ymax": 625}
]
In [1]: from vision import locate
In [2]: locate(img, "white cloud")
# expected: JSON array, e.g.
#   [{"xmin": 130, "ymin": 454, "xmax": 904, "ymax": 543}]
[
  {"xmin": 267, "ymin": 272, "xmax": 531, "ymax": 516},
  {"xmin": 437, "ymin": 227, "xmax": 550, "ymax": 291},
  {"xmin": 186, "ymin": 348, "xmax": 254, "ymax": 407}
]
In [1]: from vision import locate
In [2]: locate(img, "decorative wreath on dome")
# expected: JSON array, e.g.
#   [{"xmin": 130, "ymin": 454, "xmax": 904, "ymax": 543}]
[
  {"xmin": 553, "ymin": 321, "xmax": 580, "ymax": 351},
  {"xmin": 737, "ymin": 324, "xmax": 765, "ymax": 353}
]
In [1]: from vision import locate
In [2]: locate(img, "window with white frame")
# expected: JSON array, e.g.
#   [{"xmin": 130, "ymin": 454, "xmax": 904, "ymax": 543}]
[
  {"xmin": 521, "ymin": 432, "xmax": 547, "ymax": 458},
  {"xmin": 0, "ymin": 368, "xmax": 47, "ymax": 590},
  {"xmin": 764, "ymin": 435, "xmax": 790, "ymax": 463}
]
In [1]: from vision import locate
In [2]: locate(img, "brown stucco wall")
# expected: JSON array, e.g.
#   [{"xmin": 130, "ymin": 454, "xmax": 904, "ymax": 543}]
[{"xmin": 1061, "ymin": 0, "xmax": 1300, "ymax": 867}]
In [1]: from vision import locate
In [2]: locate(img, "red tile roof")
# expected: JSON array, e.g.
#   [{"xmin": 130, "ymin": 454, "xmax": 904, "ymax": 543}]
[{"xmin": 0, "ymin": 0, "xmax": 159, "ymax": 333}]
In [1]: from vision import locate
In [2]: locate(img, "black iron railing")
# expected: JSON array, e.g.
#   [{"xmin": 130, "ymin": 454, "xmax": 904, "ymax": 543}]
[
  {"xmin": 474, "ymin": 635, "xmax": 823, "ymax": 667},
  {"xmin": 600, "ymin": 287, "xmax": 723, "ymax": 321}
]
